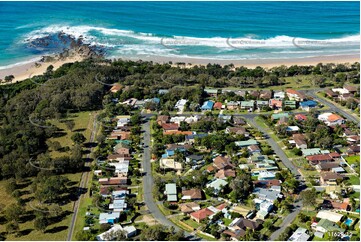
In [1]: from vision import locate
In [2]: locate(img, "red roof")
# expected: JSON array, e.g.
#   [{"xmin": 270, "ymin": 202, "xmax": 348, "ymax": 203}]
[
  {"xmin": 190, "ymin": 208, "xmax": 214, "ymax": 221},
  {"xmin": 213, "ymin": 102, "xmax": 223, "ymax": 109},
  {"xmin": 295, "ymin": 114, "xmax": 307, "ymax": 121},
  {"xmin": 162, "ymin": 123, "xmax": 179, "ymax": 131},
  {"xmin": 286, "ymin": 89, "xmax": 300, "ymax": 95},
  {"xmin": 216, "ymin": 203, "xmax": 227, "ymax": 210},
  {"xmin": 306, "ymin": 154, "xmax": 333, "ymax": 162}
]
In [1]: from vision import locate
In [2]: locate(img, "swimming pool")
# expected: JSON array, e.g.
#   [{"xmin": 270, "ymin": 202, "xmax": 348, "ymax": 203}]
[{"xmin": 345, "ymin": 218, "xmax": 353, "ymax": 226}]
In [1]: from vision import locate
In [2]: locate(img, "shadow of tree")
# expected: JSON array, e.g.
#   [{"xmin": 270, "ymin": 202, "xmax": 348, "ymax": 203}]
[{"xmin": 45, "ymin": 225, "xmax": 68, "ymax": 234}]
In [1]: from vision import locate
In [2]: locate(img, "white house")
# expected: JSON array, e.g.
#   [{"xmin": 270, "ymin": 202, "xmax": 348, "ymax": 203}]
[
  {"xmin": 274, "ymin": 91, "xmax": 285, "ymax": 100},
  {"xmin": 175, "ymin": 99, "xmax": 188, "ymax": 113},
  {"xmin": 318, "ymin": 113, "xmax": 344, "ymax": 126},
  {"xmin": 288, "ymin": 227, "xmax": 310, "ymax": 241}
]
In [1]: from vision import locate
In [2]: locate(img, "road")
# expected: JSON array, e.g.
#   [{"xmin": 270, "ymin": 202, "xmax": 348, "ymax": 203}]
[
  {"xmin": 269, "ymin": 200, "xmax": 302, "ymax": 241},
  {"xmin": 67, "ymin": 114, "xmax": 98, "ymax": 241},
  {"xmin": 141, "ymin": 116, "xmax": 198, "ymax": 240},
  {"xmin": 244, "ymin": 117, "xmax": 301, "ymax": 177},
  {"xmin": 302, "ymin": 90, "xmax": 359, "ymax": 124}
]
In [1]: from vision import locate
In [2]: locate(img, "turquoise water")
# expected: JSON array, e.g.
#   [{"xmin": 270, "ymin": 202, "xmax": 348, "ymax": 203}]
[{"xmin": 0, "ymin": 1, "xmax": 359, "ymax": 68}]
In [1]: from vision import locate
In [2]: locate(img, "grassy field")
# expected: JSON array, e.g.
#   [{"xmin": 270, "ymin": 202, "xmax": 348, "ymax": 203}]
[
  {"xmin": 48, "ymin": 111, "xmax": 94, "ymax": 158},
  {"xmin": 347, "ymin": 175, "xmax": 360, "ymax": 185},
  {"xmin": 0, "ymin": 173, "xmax": 82, "ymax": 241}
]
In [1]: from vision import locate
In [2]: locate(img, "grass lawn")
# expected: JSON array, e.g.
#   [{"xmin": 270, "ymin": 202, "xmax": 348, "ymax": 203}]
[
  {"xmin": 349, "ymin": 192, "xmax": 360, "ymax": 199},
  {"xmin": 347, "ymin": 175, "xmax": 360, "ymax": 185},
  {"xmin": 157, "ymin": 204, "xmax": 172, "ymax": 216},
  {"xmin": 345, "ymin": 156, "xmax": 360, "ymax": 166},
  {"xmin": 196, "ymin": 232, "xmax": 218, "ymax": 241},
  {"xmin": 0, "ymin": 173, "xmax": 82, "ymax": 241},
  {"xmin": 168, "ymin": 217, "xmax": 194, "ymax": 232},
  {"xmin": 222, "ymin": 218, "xmax": 233, "ymax": 226}
]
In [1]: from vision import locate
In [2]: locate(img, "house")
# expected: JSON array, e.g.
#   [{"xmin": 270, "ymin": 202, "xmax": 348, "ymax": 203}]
[
  {"xmin": 249, "ymin": 90, "xmax": 260, "ymax": 99},
  {"xmin": 186, "ymin": 154, "xmax": 204, "ymax": 164},
  {"xmin": 165, "ymin": 183, "xmax": 177, "ymax": 202},
  {"xmin": 96, "ymin": 224, "xmax": 137, "ymax": 240},
  {"xmin": 110, "ymin": 83, "xmax": 122, "ymax": 93},
  {"xmin": 259, "ymin": 90, "xmax": 272, "ymax": 100},
  {"xmin": 253, "ymin": 187, "xmax": 281, "ymax": 202},
  {"xmin": 284, "ymin": 100, "xmax": 297, "ymax": 109},
  {"xmin": 114, "ymin": 147, "xmax": 130, "ymax": 155},
  {"xmin": 213, "ymin": 156, "xmax": 235, "ymax": 170},
  {"xmin": 306, "ymin": 154, "xmax": 333, "ymax": 165},
  {"xmin": 277, "ymin": 116, "xmax": 289, "ymax": 126},
  {"xmin": 99, "ymin": 187, "xmax": 127, "ymax": 198},
  {"xmin": 292, "ymin": 133, "xmax": 307, "ymax": 149},
  {"xmin": 319, "ymin": 172, "xmax": 343, "ymax": 185},
  {"xmin": 201, "ymin": 100, "xmax": 214, "ymax": 111},
  {"xmin": 157, "ymin": 115, "xmax": 170, "ymax": 125},
  {"xmin": 224, "ymin": 218, "xmax": 261, "ymax": 239},
  {"xmin": 343, "ymin": 85, "xmax": 358, "ymax": 94},
  {"xmin": 316, "ymin": 210, "xmax": 344, "ymax": 223},
  {"xmin": 315, "ymin": 219, "xmax": 345, "ymax": 233},
  {"xmin": 286, "ymin": 89, "xmax": 305, "ymax": 101},
  {"xmin": 331, "ymin": 200, "xmax": 350, "ymax": 211},
  {"xmin": 213, "ymin": 102, "xmax": 223, "ymax": 110},
  {"xmin": 227, "ymin": 101, "xmax": 240, "ymax": 110},
  {"xmin": 185, "ymin": 133, "xmax": 207, "ymax": 144},
  {"xmin": 240, "ymin": 100, "xmax": 255, "ymax": 111},
  {"xmin": 300, "ymin": 100, "xmax": 317, "ymax": 111},
  {"xmin": 256, "ymin": 100, "xmax": 269, "ymax": 110},
  {"xmin": 271, "ymin": 113, "xmax": 289, "ymax": 120},
  {"xmin": 347, "ymin": 145, "xmax": 360, "ymax": 155},
  {"xmin": 253, "ymin": 179, "xmax": 281, "ymax": 188},
  {"xmin": 116, "ymin": 117, "xmax": 130, "ymax": 127},
  {"xmin": 248, "ymin": 144, "xmax": 261, "ymax": 154},
  {"xmin": 98, "ymin": 177, "xmax": 127, "ymax": 186},
  {"xmin": 318, "ymin": 113, "xmax": 344, "ymax": 126},
  {"xmin": 273, "ymin": 91, "xmax": 285, "ymax": 100},
  {"xmin": 215, "ymin": 169, "xmax": 236, "ymax": 179},
  {"xmin": 325, "ymin": 89, "xmax": 338, "ymax": 98},
  {"xmin": 99, "ymin": 212, "xmax": 120, "ymax": 224},
  {"xmin": 226, "ymin": 126, "xmax": 249, "ymax": 136},
  {"xmin": 233, "ymin": 117, "xmax": 246, "ymax": 125},
  {"xmin": 286, "ymin": 126, "xmax": 300, "ymax": 133},
  {"xmin": 256, "ymin": 210, "xmax": 269, "ymax": 220},
  {"xmin": 158, "ymin": 89, "xmax": 169, "ymax": 95},
  {"xmin": 316, "ymin": 162, "xmax": 340, "ymax": 172},
  {"xmin": 258, "ymin": 171, "xmax": 276, "ymax": 180},
  {"xmin": 204, "ymin": 88, "xmax": 218, "ymax": 97},
  {"xmin": 206, "ymin": 179, "xmax": 228, "ymax": 194},
  {"xmin": 235, "ymin": 139, "xmax": 258, "ymax": 147},
  {"xmin": 190, "ymin": 208, "xmax": 214, "ymax": 223},
  {"xmin": 174, "ymin": 99, "xmax": 187, "ymax": 112},
  {"xmin": 109, "ymin": 199, "xmax": 127, "ymax": 212},
  {"xmin": 269, "ymin": 99, "xmax": 283, "ymax": 109},
  {"xmin": 108, "ymin": 161, "xmax": 129, "ymax": 177},
  {"xmin": 160, "ymin": 158, "xmax": 183, "ymax": 170},
  {"xmin": 123, "ymin": 226, "xmax": 137, "ymax": 238},
  {"xmin": 288, "ymin": 227, "xmax": 310, "ymax": 241},
  {"xmin": 161, "ymin": 123, "xmax": 179, "ymax": 132},
  {"xmin": 218, "ymin": 114, "xmax": 232, "ymax": 123},
  {"xmin": 181, "ymin": 189, "xmax": 202, "ymax": 200},
  {"xmin": 294, "ymin": 114, "xmax": 307, "ymax": 121},
  {"xmin": 179, "ymin": 202, "xmax": 201, "ymax": 214}
]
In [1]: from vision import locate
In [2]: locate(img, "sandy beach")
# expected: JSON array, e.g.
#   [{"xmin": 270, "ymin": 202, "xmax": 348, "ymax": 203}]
[
  {"xmin": 0, "ymin": 55, "xmax": 84, "ymax": 85},
  {"xmin": 122, "ymin": 54, "xmax": 360, "ymax": 69}
]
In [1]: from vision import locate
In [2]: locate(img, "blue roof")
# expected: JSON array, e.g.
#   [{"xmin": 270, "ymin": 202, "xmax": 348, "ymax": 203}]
[
  {"xmin": 186, "ymin": 133, "xmax": 208, "ymax": 140},
  {"xmin": 152, "ymin": 97, "xmax": 160, "ymax": 104},
  {"xmin": 201, "ymin": 101, "xmax": 214, "ymax": 110},
  {"xmin": 300, "ymin": 100, "xmax": 317, "ymax": 107}
]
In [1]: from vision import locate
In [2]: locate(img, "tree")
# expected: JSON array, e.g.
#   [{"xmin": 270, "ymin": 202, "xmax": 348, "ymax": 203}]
[
  {"xmin": 4, "ymin": 75, "xmax": 15, "ymax": 83},
  {"xmin": 34, "ymin": 216, "xmax": 48, "ymax": 232},
  {"xmin": 6, "ymin": 221, "xmax": 19, "ymax": 235},
  {"xmin": 4, "ymin": 203, "xmax": 24, "ymax": 222},
  {"xmin": 300, "ymin": 189, "xmax": 317, "ymax": 211},
  {"xmin": 5, "ymin": 178, "xmax": 17, "ymax": 195},
  {"xmin": 65, "ymin": 120, "xmax": 75, "ymax": 132},
  {"xmin": 75, "ymin": 230, "xmax": 93, "ymax": 241},
  {"xmin": 71, "ymin": 132, "xmax": 86, "ymax": 144}
]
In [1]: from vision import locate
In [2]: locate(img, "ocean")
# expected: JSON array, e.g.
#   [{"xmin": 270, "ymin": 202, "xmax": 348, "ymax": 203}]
[{"xmin": 0, "ymin": 1, "xmax": 359, "ymax": 68}]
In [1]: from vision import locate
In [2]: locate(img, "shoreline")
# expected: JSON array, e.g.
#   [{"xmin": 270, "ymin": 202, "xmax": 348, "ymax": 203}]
[
  {"xmin": 121, "ymin": 54, "xmax": 360, "ymax": 69},
  {"xmin": 0, "ymin": 53, "xmax": 359, "ymax": 84},
  {"xmin": 0, "ymin": 55, "xmax": 84, "ymax": 85}
]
